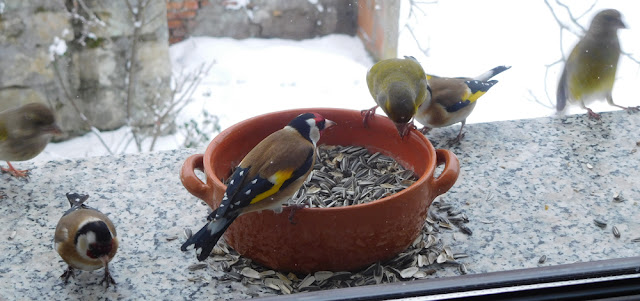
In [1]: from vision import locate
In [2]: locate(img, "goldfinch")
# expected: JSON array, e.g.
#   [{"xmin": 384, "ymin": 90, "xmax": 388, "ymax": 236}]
[
  {"xmin": 362, "ymin": 56, "xmax": 431, "ymax": 138},
  {"xmin": 0, "ymin": 103, "xmax": 61, "ymax": 177},
  {"xmin": 557, "ymin": 9, "xmax": 637, "ymax": 119},
  {"xmin": 415, "ymin": 66, "xmax": 511, "ymax": 143},
  {"xmin": 181, "ymin": 112, "xmax": 336, "ymax": 261},
  {"xmin": 54, "ymin": 193, "xmax": 119, "ymax": 288}
]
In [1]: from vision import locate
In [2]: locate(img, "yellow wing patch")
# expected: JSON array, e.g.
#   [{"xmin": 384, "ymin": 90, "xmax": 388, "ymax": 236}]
[
  {"xmin": 250, "ymin": 169, "xmax": 294, "ymax": 204},
  {"xmin": 462, "ymin": 88, "xmax": 487, "ymax": 104}
]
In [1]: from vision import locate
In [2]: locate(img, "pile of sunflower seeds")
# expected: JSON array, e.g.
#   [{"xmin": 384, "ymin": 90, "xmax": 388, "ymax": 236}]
[
  {"xmin": 287, "ymin": 145, "xmax": 418, "ymax": 207},
  {"xmin": 182, "ymin": 198, "xmax": 472, "ymax": 296}
]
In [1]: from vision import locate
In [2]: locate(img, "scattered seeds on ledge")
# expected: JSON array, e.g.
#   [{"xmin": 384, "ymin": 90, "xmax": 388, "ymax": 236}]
[{"xmin": 182, "ymin": 198, "xmax": 472, "ymax": 295}]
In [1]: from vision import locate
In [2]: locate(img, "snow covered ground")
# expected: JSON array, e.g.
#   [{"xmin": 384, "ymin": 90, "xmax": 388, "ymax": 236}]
[{"xmin": 36, "ymin": 0, "xmax": 640, "ymax": 162}]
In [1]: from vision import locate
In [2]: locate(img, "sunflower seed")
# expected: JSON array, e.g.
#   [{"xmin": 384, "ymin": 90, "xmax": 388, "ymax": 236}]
[
  {"xmin": 632, "ymin": 237, "xmax": 640, "ymax": 243},
  {"xmin": 458, "ymin": 263, "xmax": 468, "ymax": 275},
  {"xmin": 399, "ymin": 267, "xmax": 419, "ymax": 279},
  {"xmin": 459, "ymin": 225, "xmax": 473, "ymax": 235},
  {"xmin": 538, "ymin": 255, "xmax": 547, "ymax": 264},
  {"xmin": 187, "ymin": 263, "xmax": 207, "ymax": 271},
  {"xmin": 166, "ymin": 235, "xmax": 178, "ymax": 241},
  {"xmin": 8, "ymin": 230, "xmax": 17, "ymax": 240},
  {"xmin": 298, "ymin": 275, "xmax": 315, "ymax": 289},
  {"xmin": 594, "ymin": 219, "xmax": 607, "ymax": 229},
  {"xmin": 314, "ymin": 271, "xmax": 334, "ymax": 282},
  {"xmin": 241, "ymin": 267, "xmax": 261, "ymax": 279},
  {"xmin": 183, "ymin": 228, "xmax": 193, "ymax": 240},
  {"xmin": 612, "ymin": 226, "xmax": 620, "ymax": 238},
  {"xmin": 613, "ymin": 192, "xmax": 624, "ymax": 202},
  {"xmin": 264, "ymin": 278, "xmax": 283, "ymax": 291}
]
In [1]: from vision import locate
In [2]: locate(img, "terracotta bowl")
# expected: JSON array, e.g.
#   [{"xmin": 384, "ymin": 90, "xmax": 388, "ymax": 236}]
[{"xmin": 181, "ymin": 108, "xmax": 459, "ymax": 273}]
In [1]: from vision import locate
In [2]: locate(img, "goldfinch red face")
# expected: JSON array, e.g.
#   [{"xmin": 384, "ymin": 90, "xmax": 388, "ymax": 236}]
[
  {"xmin": 75, "ymin": 220, "xmax": 116, "ymax": 261},
  {"xmin": 287, "ymin": 112, "xmax": 336, "ymax": 146}
]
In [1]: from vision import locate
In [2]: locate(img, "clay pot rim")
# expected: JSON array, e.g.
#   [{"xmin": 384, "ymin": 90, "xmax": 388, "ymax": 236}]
[{"xmin": 202, "ymin": 107, "xmax": 436, "ymax": 212}]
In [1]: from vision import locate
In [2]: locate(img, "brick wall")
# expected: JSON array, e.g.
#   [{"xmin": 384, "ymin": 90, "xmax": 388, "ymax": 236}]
[{"xmin": 166, "ymin": 0, "xmax": 210, "ymax": 44}]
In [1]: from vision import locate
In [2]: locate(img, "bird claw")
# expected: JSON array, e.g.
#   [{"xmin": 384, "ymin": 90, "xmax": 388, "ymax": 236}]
[
  {"xmin": 361, "ymin": 106, "xmax": 378, "ymax": 128},
  {"xmin": 624, "ymin": 106, "xmax": 640, "ymax": 113},
  {"xmin": 418, "ymin": 127, "xmax": 432, "ymax": 135},
  {"xmin": 448, "ymin": 132, "xmax": 465, "ymax": 146},
  {"xmin": 586, "ymin": 109, "xmax": 601, "ymax": 120},
  {"xmin": 287, "ymin": 203, "xmax": 307, "ymax": 224},
  {"xmin": 100, "ymin": 272, "xmax": 117, "ymax": 290},
  {"xmin": 60, "ymin": 266, "xmax": 75, "ymax": 284},
  {"xmin": 1, "ymin": 165, "xmax": 29, "ymax": 178}
]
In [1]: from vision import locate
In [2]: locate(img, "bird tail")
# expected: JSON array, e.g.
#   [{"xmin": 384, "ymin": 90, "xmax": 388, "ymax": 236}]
[
  {"xmin": 65, "ymin": 193, "xmax": 89, "ymax": 208},
  {"xmin": 181, "ymin": 214, "xmax": 238, "ymax": 261},
  {"xmin": 473, "ymin": 66, "xmax": 511, "ymax": 82},
  {"xmin": 556, "ymin": 68, "xmax": 568, "ymax": 111}
]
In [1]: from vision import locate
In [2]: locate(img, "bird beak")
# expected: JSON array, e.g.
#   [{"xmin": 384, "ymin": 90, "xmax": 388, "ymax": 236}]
[
  {"xmin": 324, "ymin": 119, "xmax": 337, "ymax": 129},
  {"xmin": 394, "ymin": 122, "xmax": 412, "ymax": 139},
  {"xmin": 619, "ymin": 20, "xmax": 627, "ymax": 29},
  {"xmin": 43, "ymin": 124, "xmax": 63, "ymax": 136}
]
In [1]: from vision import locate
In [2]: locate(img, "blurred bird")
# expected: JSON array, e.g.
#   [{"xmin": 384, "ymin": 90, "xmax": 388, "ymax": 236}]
[
  {"xmin": 54, "ymin": 193, "xmax": 119, "ymax": 288},
  {"xmin": 557, "ymin": 9, "xmax": 637, "ymax": 119},
  {"xmin": 181, "ymin": 113, "xmax": 336, "ymax": 261},
  {"xmin": 416, "ymin": 66, "xmax": 511, "ymax": 143},
  {"xmin": 0, "ymin": 103, "xmax": 61, "ymax": 177},
  {"xmin": 362, "ymin": 56, "xmax": 431, "ymax": 138}
]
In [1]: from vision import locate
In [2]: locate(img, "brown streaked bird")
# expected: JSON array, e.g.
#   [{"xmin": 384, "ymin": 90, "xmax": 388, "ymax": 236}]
[
  {"xmin": 557, "ymin": 9, "xmax": 637, "ymax": 119},
  {"xmin": 362, "ymin": 56, "xmax": 431, "ymax": 138},
  {"xmin": 181, "ymin": 112, "xmax": 336, "ymax": 261},
  {"xmin": 54, "ymin": 193, "xmax": 118, "ymax": 288},
  {"xmin": 0, "ymin": 103, "xmax": 61, "ymax": 177},
  {"xmin": 416, "ymin": 66, "xmax": 510, "ymax": 143}
]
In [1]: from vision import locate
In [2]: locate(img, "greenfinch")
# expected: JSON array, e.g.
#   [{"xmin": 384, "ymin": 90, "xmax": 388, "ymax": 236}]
[
  {"xmin": 557, "ymin": 9, "xmax": 638, "ymax": 119},
  {"xmin": 416, "ymin": 66, "xmax": 510, "ymax": 143},
  {"xmin": 362, "ymin": 56, "xmax": 431, "ymax": 138},
  {"xmin": 0, "ymin": 103, "xmax": 61, "ymax": 177}
]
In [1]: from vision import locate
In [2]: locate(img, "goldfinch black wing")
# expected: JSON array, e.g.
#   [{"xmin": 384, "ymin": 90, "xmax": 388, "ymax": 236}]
[{"xmin": 181, "ymin": 129, "xmax": 316, "ymax": 260}]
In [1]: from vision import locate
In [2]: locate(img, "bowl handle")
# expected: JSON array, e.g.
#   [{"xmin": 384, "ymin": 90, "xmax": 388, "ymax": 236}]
[
  {"xmin": 180, "ymin": 154, "xmax": 211, "ymax": 202},
  {"xmin": 430, "ymin": 149, "xmax": 460, "ymax": 196}
]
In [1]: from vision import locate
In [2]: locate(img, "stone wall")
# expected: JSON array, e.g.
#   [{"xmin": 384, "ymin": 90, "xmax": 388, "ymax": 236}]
[
  {"xmin": 167, "ymin": 0, "xmax": 357, "ymax": 43},
  {"xmin": 0, "ymin": 0, "xmax": 171, "ymax": 139}
]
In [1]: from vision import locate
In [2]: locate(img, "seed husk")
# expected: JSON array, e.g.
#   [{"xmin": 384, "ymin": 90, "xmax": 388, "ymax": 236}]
[
  {"xmin": 458, "ymin": 263, "xmax": 468, "ymax": 275},
  {"xmin": 538, "ymin": 255, "xmax": 547, "ymax": 264},
  {"xmin": 297, "ymin": 274, "xmax": 315, "ymax": 289},
  {"xmin": 241, "ymin": 267, "xmax": 261, "ymax": 279},
  {"xmin": 399, "ymin": 267, "xmax": 419, "ymax": 279}
]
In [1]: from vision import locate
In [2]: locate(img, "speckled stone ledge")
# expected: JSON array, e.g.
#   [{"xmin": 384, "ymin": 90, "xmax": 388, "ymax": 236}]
[{"xmin": 0, "ymin": 111, "xmax": 638, "ymax": 300}]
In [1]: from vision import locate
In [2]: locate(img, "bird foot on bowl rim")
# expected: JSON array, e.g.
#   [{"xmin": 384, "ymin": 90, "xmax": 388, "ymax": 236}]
[
  {"xmin": 287, "ymin": 203, "xmax": 307, "ymax": 224},
  {"xmin": 360, "ymin": 106, "xmax": 378, "ymax": 128}
]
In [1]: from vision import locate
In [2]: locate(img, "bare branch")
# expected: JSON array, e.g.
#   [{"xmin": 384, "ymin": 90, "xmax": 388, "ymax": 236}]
[{"xmin": 51, "ymin": 57, "xmax": 114, "ymax": 155}]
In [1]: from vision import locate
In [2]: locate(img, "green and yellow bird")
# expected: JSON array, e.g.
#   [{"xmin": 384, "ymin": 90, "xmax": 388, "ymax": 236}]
[
  {"xmin": 0, "ymin": 103, "xmax": 61, "ymax": 177},
  {"xmin": 362, "ymin": 56, "xmax": 431, "ymax": 138},
  {"xmin": 416, "ymin": 66, "xmax": 510, "ymax": 143},
  {"xmin": 557, "ymin": 9, "xmax": 638, "ymax": 119}
]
